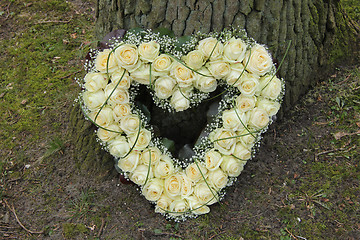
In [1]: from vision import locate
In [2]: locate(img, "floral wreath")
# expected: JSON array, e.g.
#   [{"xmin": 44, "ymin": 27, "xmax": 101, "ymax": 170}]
[{"xmin": 79, "ymin": 27, "xmax": 288, "ymax": 220}]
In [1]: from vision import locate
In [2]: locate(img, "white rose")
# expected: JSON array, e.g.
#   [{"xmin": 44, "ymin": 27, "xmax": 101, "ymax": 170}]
[
  {"xmin": 104, "ymin": 83, "xmax": 129, "ymax": 106},
  {"xmin": 138, "ymin": 41, "xmax": 160, "ymax": 62},
  {"xmin": 233, "ymin": 142, "xmax": 252, "ymax": 161},
  {"xmin": 95, "ymin": 49, "xmax": 118, "ymax": 73},
  {"xmin": 207, "ymin": 168, "xmax": 228, "ymax": 190},
  {"xmin": 226, "ymin": 69, "xmax": 244, "ymax": 87},
  {"xmin": 235, "ymin": 95, "xmax": 256, "ymax": 113},
  {"xmin": 113, "ymin": 103, "xmax": 131, "ymax": 122},
  {"xmin": 171, "ymin": 63, "xmax": 194, "ymax": 88},
  {"xmin": 180, "ymin": 174, "xmax": 193, "ymax": 198},
  {"xmin": 183, "ymin": 50, "xmax": 205, "ymax": 70},
  {"xmin": 170, "ymin": 89, "xmax": 191, "ymax": 112},
  {"xmin": 238, "ymin": 73, "xmax": 260, "ymax": 96},
  {"xmin": 164, "ymin": 174, "xmax": 182, "ymax": 198},
  {"xmin": 197, "ymin": 37, "xmax": 223, "ymax": 61},
  {"xmin": 155, "ymin": 193, "xmax": 173, "ymax": 213},
  {"xmin": 108, "ymin": 136, "xmax": 131, "ymax": 158},
  {"xmin": 209, "ymin": 128, "xmax": 237, "ymax": 155},
  {"xmin": 256, "ymin": 97, "xmax": 281, "ymax": 116},
  {"xmin": 222, "ymin": 109, "xmax": 247, "ymax": 132},
  {"xmin": 224, "ymin": 37, "xmax": 247, "ymax": 63},
  {"xmin": 120, "ymin": 114, "xmax": 140, "ymax": 135},
  {"xmin": 154, "ymin": 154, "xmax": 175, "ymax": 178},
  {"xmin": 169, "ymin": 198, "xmax": 189, "ymax": 215},
  {"xmin": 154, "ymin": 76, "xmax": 176, "ymax": 99},
  {"xmin": 259, "ymin": 75, "xmax": 282, "ymax": 100},
  {"xmin": 128, "ymin": 129, "xmax": 151, "ymax": 150},
  {"xmin": 97, "ymin": 123, "xmax": 121, "ymax": 142},
  {"xmin": 187, "ymin": 195, "xmax": 210, "ymax": 215},
  {"xmin": 231, "ymin": 62, "xmax": 246, "ymax": 71},
  {"xmin": 247, "ymin": 107, "xmax": 270, "ymax": 130},
  {"xmin": 129, "ymin": 164, "xmax": 153, "ymax": 186},
  {"xmin": 194, "ymin": 68, "xmax": 217, "ymax": 93},
  {"xmin": 205, "ymin": 149, "xmax": 223, "ymax": 171},
  {"xmin": 193, "ymin": 181, "xmax": 218, "ymax": 205},
  {"xmin": 111, "ymin": 68, "xmax": 131, "ymax": 89},
  {"xmin": 207, "ymin": 61, "xmax": 231, "ymax": 79},
  {"xmin": 88, "ymin": 107, "xmax": 114, "ymax": 127},
  {"xmin": 153, "ymin": 54, "xmax": 173, "ymax": 72},
  {"xmin": 117, "ymin": 150, "xmax": 140, "ymax": 172},
  {"xmin": 142, "ymin": 178, "xmax": 164, "ymax": 202},
  {"xmin": 244, "ymin": 44, "xmax": 273, "ymax": 76},
  {"xmin": 237, "ymin": 129, "xmax": 257, "ymax": 148},
  {"xmin": 140, "ymin": 147, "xmax": 162, "ymax": 165},
  {"xmin": 114, "ymin": 44, "xmax": 140, "ymax": 70},
  {"xmin": 221, "ymin": 155, "xmax": 245, "ymax": 177},
  {"xmin": 84, "ymin": 72, "xmax": 108, "ymax": 92},
  {"xmin": 185, "ymin": 162, "xmax": 208, "ymax": 183},
  {"xmin": 83, "ymin": 90, "xmax": 106, "ymax": 111},
  {"xmin": 129, "ymin": 63, "xmax": 154, "ymax": 85}
]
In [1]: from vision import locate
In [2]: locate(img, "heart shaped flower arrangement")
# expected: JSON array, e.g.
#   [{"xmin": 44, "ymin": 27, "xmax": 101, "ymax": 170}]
[{"xmin": 79, "ymin": 28, "xmax": 285, "ymax": 220}]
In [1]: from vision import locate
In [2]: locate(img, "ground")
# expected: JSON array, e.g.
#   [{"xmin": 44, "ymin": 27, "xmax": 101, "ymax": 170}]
[{"xmin": 0, "ymin": 0, "xmax": 359, "ymax": 239}]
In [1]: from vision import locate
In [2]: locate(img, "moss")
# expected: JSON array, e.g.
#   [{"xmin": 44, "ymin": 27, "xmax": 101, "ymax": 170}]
[{"xmin": 62, "ymin": 222, "xmax": 89, "ymax": 239}]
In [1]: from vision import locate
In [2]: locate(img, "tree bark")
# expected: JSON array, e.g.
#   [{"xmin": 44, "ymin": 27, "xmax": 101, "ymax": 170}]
[{"xmin": 69, "ymin": 0, "xmax": 359, "ymax": 176}]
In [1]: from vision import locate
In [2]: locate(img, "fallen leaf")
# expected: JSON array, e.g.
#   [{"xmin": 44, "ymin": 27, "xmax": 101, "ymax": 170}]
[
  {"xmin": 0, "ymin": 92, "xmax": 5, "ymax": 98},
  {"xmin": 334, "ymin": 130, "xmax": 360, "ymax": 140},
  {"xmin": 70, "ymin": 33, "xmax": 77, "ymax": 39},
  {"xmin": 356, "ymin": 122, "xmax": 360, "ymax": 128},
  {"xmin": 21, "ymin": 99, "xmax": 27, "ymax": 105}
]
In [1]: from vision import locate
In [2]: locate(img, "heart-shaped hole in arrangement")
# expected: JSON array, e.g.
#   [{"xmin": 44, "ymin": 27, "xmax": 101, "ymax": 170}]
[{"xmin": 79, "ymin": 27, "xmax": 289, "ymax": 220}]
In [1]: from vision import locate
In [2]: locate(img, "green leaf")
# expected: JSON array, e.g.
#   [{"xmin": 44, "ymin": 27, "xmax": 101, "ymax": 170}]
[
  {"xmin": 153, "ymin": 27, "xmax": 175, "ymax": 37},
  {"xmin": 175, "ymin": 35, "xmax": 192, "ymax": 51},
  {"xmin": 162, "ymin": 138, "xmax": 175, "ymax": 152},
  {"xmin": 153, "ymin": 229, "xmax": 162, "ymax": 234}
]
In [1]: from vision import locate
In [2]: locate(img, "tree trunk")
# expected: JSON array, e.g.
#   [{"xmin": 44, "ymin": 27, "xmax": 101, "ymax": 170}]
[{"xmin": 69, "ymin": 0, "xmax": 359, "ymax": 176}]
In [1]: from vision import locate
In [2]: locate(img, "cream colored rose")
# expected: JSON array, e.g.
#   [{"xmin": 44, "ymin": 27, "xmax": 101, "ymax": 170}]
[
  {"xmin": 183, "ymin": 50, "xmax": 205, "ymax": 70},
  {"xmin": 84, "ymin": 72, "xmax": 108, "ymax": 92},
  {"xmin": 194, "ymin": 181, "xmax": 218, "ymax": 205},
  {"xmin": 207, "ymin": 61, "xmax": 231, "ymax": 79},
  {"xmin": 180, "ymin": 174, "xmax": 193, "ymax": 198},
  {"xmin": 138, "ymin": 41, "xmax": 160, "ymax": 62},
  {"xmin": 256, "ymin": 97, "xmax": 280, "ymax": 116},
  {"xmin": 169, "ymin": 198, "xmax": 189, "ymax": 215},
  {"xmin": 140, "ymin": 147, "xmax": 162, "ymax": 165},
  {"xmin": 244, "ymin": 44, "xmax": 273, "ymax": 76},
  {"xmin": 238, "ymin": 73, "xmax": 260, "ymax": 96},
  {"xmin": 197, "ymin": 37, "xmax": 224, "ymax": 61},
  {"xmin": 104, "ymin": 83, "xmax": 129, "ymax": 106},
  {"xmin": 114, "ymin": 44, "xmax": 140, "ymax": 70},
  {"xmin": 187, "ymin": 195, "xmax": 210, "ymax": 215},
  {"xmin": 88, "ymin": 107, "xmax": 114, "ymax": 127},
  {"xmin": 170, "ymin": 89, "xmax": 191, "ymax": 112},
  {"xmin": 97, "ymin": 123, "xmax": 121, "ymax": 142},
  {"xmin": 111, "ymin": 68, "xmax": 131, "ymax": 89},
  {"xmin": 129, "ymin": 63, "xmax": 155, "ymax": 85},
  {"xmin": 129, "ymin": 164, "xmax": 153, "ymax": 186},
  {"xmin": 120, "ymin": 114, "xmax": 140, "ymax": 135},
  {"xmin": 155, "ymin": 193, "xmax": 173, "ymax": 213},
  {"xmin": 205, "ymin": 149, "xmax": 223, "ymax": 171},
  {"xmin": 231, "ymin": 62, "xmax": 246, "ymax": 72},
  {"xmin": 142, "ymin": 178, "xmax": 164, "ymax": 202},
  {"xmin": 154, "ymin": 154, "xmax": 175, "ymax": 178},
  {"xmin": 221, "ymin": 155, "xmax": 245, "ymax": 177},
  {"xmin": 171, "ymin": 63, "xmax": 194, "ymax": 88},
  {"xmin": 113, "ymin": 104, "xmax": 131, "ymax": 122},
  {"xmin": 117, "ymin": 150, "xmax": 140, "ymax": 172},
  {"xmin": 224, "ymin": 37, "xmax": 247, "ymax": 63},
  {"xmin": 237, "ymin": 129, "xmax": 257, "ymax": 148},
  {"xmin": 164, "ymin": 174, "xmax": 182, "ymax": 198},
  {"xmin": 128, "ymin": 129, "xmax": 151, "ymax": 150},
  {"xmin": 222, "ymin": 109, "xmax": 247, "ymax": 132},
  {"xmin": 154, "ymin": 76, "xmax": 176, "ymax": 99},
  {"xmin": 235, "ymin": 95, "xmax": 256, "ymax": 113},
  {"xmin": 108, "ymin": 136, "xmax": 130, "ymax": 158},
  {"xmin": 233, "ymin": 142, "xmax": 252, "ymax": 161},
  {"xmin": 247, "ymin": 107, "xmax": 270, "ymax": 130},
  {"xmin": 226, "ymin": 69, "xmax": 243, "ymax": 87},
  {"xmin": 153, "ymin": 54, "xmax": 173, "ymax": 72},
  {"xmin": 95, "ymin": 49, "xmax": 118, "ymax": 73},
  {"xmin": 207, "ymin": 168, "xmax": 228, "ymax": 190},
  {"xmin": 259, "ymin": 75, "xmax": 282, "ymax": 100},
  {"xmin": 209, "ymin": 128, "xmax": 237, "ymax": 155},
  {"xmin": 194, "ymin": 68, "xmax": 217, "ymax": 93},
  {"xmin": 83, "ymin": 90, "xmax": 106, "ymax": 111},
  {"xmin": 185, "ymin": 162, "xmax": 208, "ymax": 183}
]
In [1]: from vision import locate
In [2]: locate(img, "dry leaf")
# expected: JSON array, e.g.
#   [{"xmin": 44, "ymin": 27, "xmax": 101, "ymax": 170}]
[{"xmin": 334, "ymin": 130, "xmax": 360, "ymax": 140}]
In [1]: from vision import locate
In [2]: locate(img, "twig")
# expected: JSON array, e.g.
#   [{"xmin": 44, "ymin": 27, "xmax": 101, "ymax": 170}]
[
  {"xmin": 3, "ymin": 200, "xmax": 44, "ymax": 235},
  {"xmin": 209, "ymin": 230, "xmax": 225, "ymax": 240},
  {"xmin": 60, "ymin": 69, "xmax": 82, "ymax": 79},
  {"xmin": 36, "ymin": 17, "xmax": 73, "ymax": 24},
  {"xmin": 97, "ymin": 218, "xmax": 105, "ymax": 238},
  {"xmin": 337, "ymin": 73, "xmax": 351, "ymax": 85},
  {"xmin": 4, "ymin": 2, "xmax": 12, "ymax": 20},
  {"xmin": 285, "ymin": 227, "xmax": 298, "ymax": 240}
]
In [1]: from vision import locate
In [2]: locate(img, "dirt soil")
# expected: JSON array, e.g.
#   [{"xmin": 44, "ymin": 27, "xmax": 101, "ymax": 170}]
[{"xmin": 0, "ymin": 1, "xmax": 359, "ymax": 240}]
